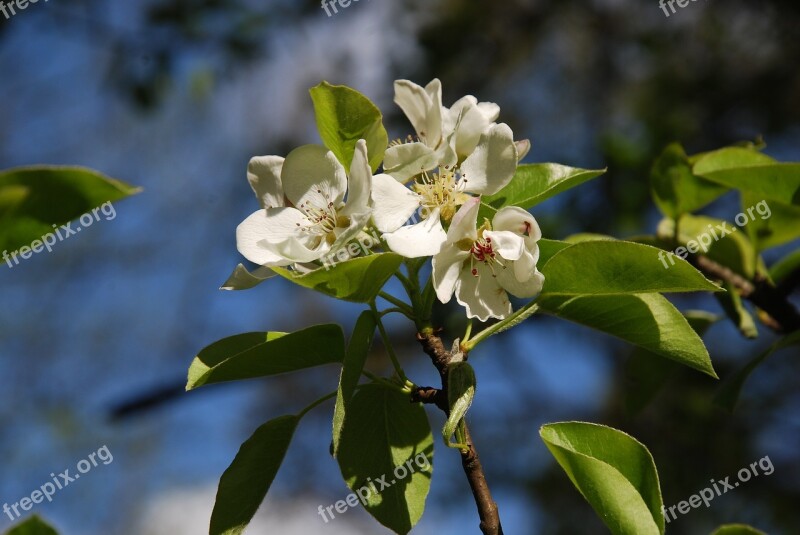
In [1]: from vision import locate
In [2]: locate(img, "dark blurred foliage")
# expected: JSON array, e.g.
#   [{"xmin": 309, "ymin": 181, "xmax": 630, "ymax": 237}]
[{"xmin": 4, "ymin": 0, "xmax": 799, "ymax": 533}]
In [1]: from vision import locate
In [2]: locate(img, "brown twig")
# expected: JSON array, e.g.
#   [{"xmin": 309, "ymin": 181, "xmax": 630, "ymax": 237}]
[
  {"xmin": 416, "ymin": 331, "xmax": 504, "ymax": 535},
  {"xmin": 692, "ymin": 255, "xmax": 800, "ymax": 333}
]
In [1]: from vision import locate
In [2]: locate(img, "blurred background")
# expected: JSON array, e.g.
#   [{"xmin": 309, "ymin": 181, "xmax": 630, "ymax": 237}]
[{"xmin": 1, "ymin": 0, "xmax": 799, "ymax": 533}]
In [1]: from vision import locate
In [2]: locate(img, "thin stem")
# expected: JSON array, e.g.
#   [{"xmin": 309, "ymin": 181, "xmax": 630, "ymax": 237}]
[
  {"xmin": 378, "ymin": 291, "xmax": 415, "ymax": 317},
  {"xmin": 463, "ymin": 303, "xmax": 540, "ymax": 352},
  {"xmin": 297, "ymin": 391, "xmax": 338, "ymax": 419},
  {"xmin": 463, "ymin": 319, "xmax": 474, "ymax": 344},
  {"xmin": 370, "ymin": 302, "xmax": 409, "ymax": 382},
  {"xmin": 379, "ymin": 307, "xmax": 413, "ymax": 319},
  {"xmin": 361, "ymin": 370, "xmax": 409, "ymax": 393}
]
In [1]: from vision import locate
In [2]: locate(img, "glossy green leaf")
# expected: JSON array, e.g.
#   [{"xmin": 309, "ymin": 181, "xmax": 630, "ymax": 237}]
[
  {"xmin": 220, "ymin": 263, "xmax": 275, "ymax": 291},
  {"xmin": 537, "ymin": 238, "xmax": 572, "ymax": 266},
  {"xmin": 272, "ymin": 253, "xmax": 403, "ymax": 303},
  {"xmin": 540, "ymin": 240, "xmax": 720, "ymax": 296},
  {"xmin": 479, "ymin": 163, "xmax": 605, "ymax": 219},
  {"xmin": 333, "ymin": 311, "xmax": 376, "ymax": 456},
  {"xmin": 0, "ymin": 166, "xmax": 141, "ymax": 254},
  {"xmin": 309, "ymin": 81, "xmax": 388, "ymax": 172},
  {"xmin": 5, "ymin": 516, "xmax": 59, "ymax": 535},
  {"xmin": 710, "ymin": 524, "xmax": 767, "ymax": 535},
  {"xmin": 540, "ymin": 422, "xmax": 664, "ymax": 535},
  {"xmin": 210, "ymin": 415, "xmax": 299, "ymax": 535},
  {"xmin": 741, "ymin": 191, "xmax": 800, "ymax": 252},
  {"xmin": 658, "ymin": 214, "xmax": 758, "ymax": 279},
  {"xmin": 337, "ymin": 383, "xmax": 434, "ymax": 535},
  {"xmin": 715, "ymin": 330, "xmax": 800, "ymax": 411},
  {"xmin": 624, "ymin": 311, "xmax": 719, "ymax": 415},
  {"xmin": 650, "ymin": 143, "xmax": 728, "ymax": 218},
  {"xmin": 187, "ymin": 325, "xmax": 345, "ymax": 390},
  {"xmin": 539, "ymin": 293, "xmax": 717, "ymax": 377},
  {"xmin": 443, "ymin": 362, "xmax": 476, "ymax": 449}
]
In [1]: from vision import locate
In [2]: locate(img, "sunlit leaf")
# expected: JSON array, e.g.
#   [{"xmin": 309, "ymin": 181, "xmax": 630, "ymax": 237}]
[
  {"xmin": 310, "ymin": 81, "xmax": 389, "ymax": 172},
  {"xmin": 540, "ymin": 422, "xmax": 664, "ymax": 535},
  {"xmin": 272, "ymin": 253, "xmax": 403, "ymax": 303},
  {"xmin": 540, "ymin": 240, "xmax": 720, "ymax": 296},
  {"xmin": 337, "ymin": 383, "xmax": 433, "ymax": 535},
  {"xmin": 187, "ymin": 325, "xmax": 345, "ymax": 390}
]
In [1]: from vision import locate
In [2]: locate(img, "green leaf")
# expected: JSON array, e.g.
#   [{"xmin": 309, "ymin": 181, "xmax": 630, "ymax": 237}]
[
  {"xmin": 220, "ymin": 263, "xmax": 275, "ymax": 291},
  {"xmin": 272, "ymin": 253, "xmax": 403, "ymax": 303},
  {"xmin": 650, "ymin": 143, "xmax": 729, "ymax": 218},
  {"xmin": 187, "ymin": 325, "xmax": 345, "ymax": 390},
  {"xmin": 0, "ymin": 166, "xmax": 141, "ymax": 254},
  {"xmin": 658, "ymin": 214, "xmax": 758, "ymax": 279},
  {"xmin": 479, "ymin": 163, "xmax": 605, "ymax": 219},
  {"xmin": 624, "ymin": 311, "xmax": 719, "ymax": 415},
  {"xmin": 540, "ymin": 422, "xmax": 664, "ymax": 535},
  {"xmin": 309, "ymin": 81, "xmax": 389, "ymax": 172},
  {"xmin": 443, "ymin": 362, "xmax": 476, "ymax": 449},
  {"xmin": 714, "ymin": 330, "xmax": 800, "ymax": 411},
  {"xmin": 210, "ymin": 415, "xmax": 299, "ymax": 535},
  {"xmin": 539, "ymin": 293, "xmax": 717, "ymax": 377},
  {"xmin": 337, "ymin": 383, "xmax": 434, "ymax": 535},
  {"xmin": 710, "ymin": 524, "xmax": 767, "ymax": 535},
  {"xmin": 5, "ymin": 516, "xmax": 59, "ymax": 535},
  {"xmin": 741, "ymin": 191, "xmax": 800, "ymax": 252},
  {"xmin": 333, "ymin": 311, "xmax": 376, "ymax": 456},
  {"xmin": 693, "ymin": 148, "xmax": 800, "ymax": 206},
  {"xmin": 537, "ymin": 238, "xmax": 572, "ymax": 266},
  {"xmin": 540, "ymin": 240, "xmax": 720, "ymax": 296},
  {"xmin": 692, "ymin": 146, "xmax": 776, "ymax": 173}
]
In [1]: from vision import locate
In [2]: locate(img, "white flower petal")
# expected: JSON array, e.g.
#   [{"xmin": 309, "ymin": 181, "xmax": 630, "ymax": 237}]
[
  {"xmin": 476, "ymin": 101, "xmax": 501, "ymax": 123},
  {"xmin": 370, "ymin": 173, "xmax": 421, "ymax": 233},
  {"xmin": 330, "ymin": 211, "xmax": 373, "ymax": 254},
  {"xmin": 236, "ymin": 210, "xmax": 299, "ymax": 266},
  {"xmin": 342, "ymin": 139, "xmax": 372, "ymax": 216},
  {"xmin": 432, "ymin": 244, "xmax": 470, "ymax": 304},
  {"xmin": 281, "ymin": 145, "xmax": 347, "ymax": 208},
  {"xmin": 247, "ymin": 156, "xmax": 285, "ymax": 209},
  {"xmin": 484, "ymin": 230, "xmax": 525, "ymax": 262},
  {"xmin": 383, "ymin": 142, "xmax": 439, "ymax": 183},
  {"xmin": 515, "ymin": 139, "xmax": 531, "ymax": 162},
  {"xmin": 492, "ymin": 206, "xmax": 542, "ymax": 246},
  {"xmin": 271, "ymin": 237, "xmax": 328, "ymax": 263},
  {"xmin": 497, "ymin": 264, "xmax": 545, "ymax": 299},
  {"xmin": 384, "ymin": 209, "xmax": 447, "ymax": 258},
  {"xmin": 394, "ymin": 79, "xmax": 442, "ymax": 149},
  {"xmin": 460, "ymin": 123, "xmax": 518, "ymax": 195},
  {"xmin": 447, "ymin": 197, "xmax": 481, "ymax": 244},
  {"xmin": 455, "ymin": 265, "xmax": 512, "ymax": 321}
]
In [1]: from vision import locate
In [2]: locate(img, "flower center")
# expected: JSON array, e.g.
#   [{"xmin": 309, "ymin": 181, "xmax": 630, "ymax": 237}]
[
  {"xmin": 297, "ymin": 188, "xmax": 339, "ymax": 237},
  {"xmin": 413, "ymin": 167, "xmax": 465, "ymax": 222},
  {"xmin": 468, "ymin": 224, "xmax": 505, "ymax": 277}
]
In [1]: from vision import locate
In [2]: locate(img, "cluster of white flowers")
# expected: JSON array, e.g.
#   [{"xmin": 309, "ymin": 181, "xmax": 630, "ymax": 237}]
[{"xmin": 236, "ymin": 79, "xmax": 545, "ymax": 320}]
